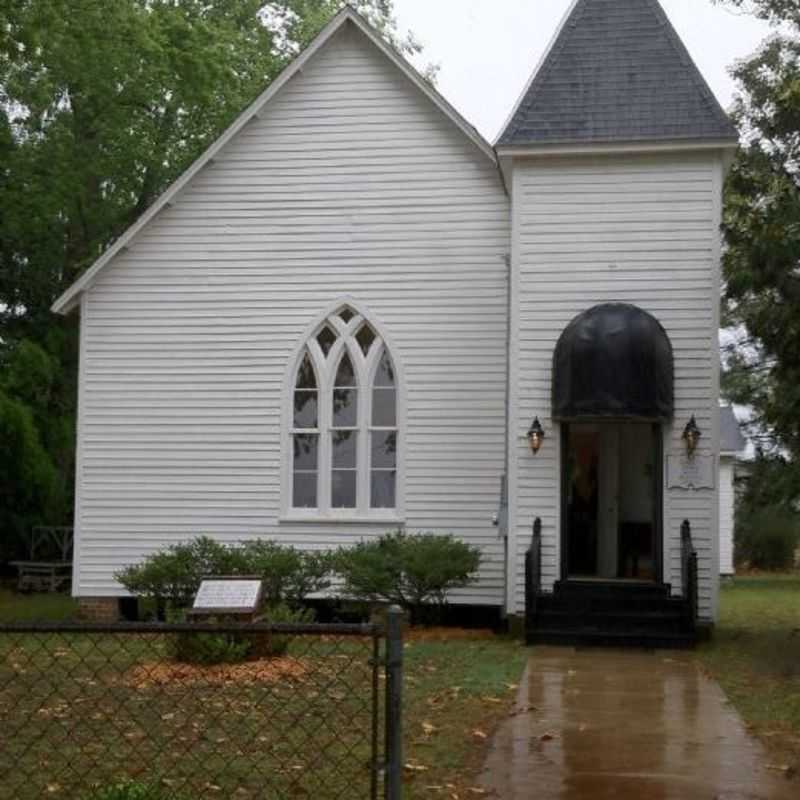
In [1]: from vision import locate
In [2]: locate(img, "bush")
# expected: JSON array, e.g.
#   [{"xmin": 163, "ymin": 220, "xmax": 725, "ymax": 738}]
[
  {"xmin": 735, "ymin": 507, "xmax": 800, "ymax": 571},
  {"xmin": 116, "ymin": 537, "xmax": 247, "ymax": 611},
  {"xmin": 252, "ymin": 603, "xmax": 317, "ymax": 658},
  {"xmin": 170, "ymin": 603, "xmax": 316, "ymax": 664},
  {"xmin": 82, "ymin": 782, "xmax": 185, "ymax": 800},
  {"xmin": 172, "ymin": 629, "xmax": 254, "ymax": 665},
  {"xmin": 239, "ymin": 540, "xmax": 332, "ymax": 607},
  {"xmin": 334, "ymin": 531, "xmax": 481, "ymax": 618},
  {"xmin": 116, "ymin": 537, "xmax": 332, "ymax": 615}
]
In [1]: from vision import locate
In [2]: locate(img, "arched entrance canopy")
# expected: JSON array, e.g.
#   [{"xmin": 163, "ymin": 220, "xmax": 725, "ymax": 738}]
[{"xmin": 552, "ymin": 304, "xmax": 674, "ymax": 420}]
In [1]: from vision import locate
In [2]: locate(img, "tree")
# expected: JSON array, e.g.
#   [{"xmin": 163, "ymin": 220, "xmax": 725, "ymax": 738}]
[
  {"xmin": 716, "ymin": 0, "xmax": 800, "ymax": 500},
  {"xmin": 0, "ymin": 0, "xmax": 424, "ymax": 559}
]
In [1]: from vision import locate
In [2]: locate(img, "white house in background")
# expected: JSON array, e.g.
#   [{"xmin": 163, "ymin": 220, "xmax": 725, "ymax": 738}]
[
  {"xmin": 719, "ymin": 406, "xmax": 746, "ymax": 576},
  {"xmin": 53, "ymin": 0, "xmax": 739, "ymax": 644}
]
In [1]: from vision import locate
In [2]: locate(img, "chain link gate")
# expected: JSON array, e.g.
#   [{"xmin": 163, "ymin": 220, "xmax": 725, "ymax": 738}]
[{"xmin": 0, "ymin": 608, "xmax": 405, "ymax": 800}]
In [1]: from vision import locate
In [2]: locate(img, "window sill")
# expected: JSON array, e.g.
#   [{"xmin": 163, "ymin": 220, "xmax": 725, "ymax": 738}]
[{"xmin": 280, "ymin": 513, "xmax": 405, "ymax": 526}]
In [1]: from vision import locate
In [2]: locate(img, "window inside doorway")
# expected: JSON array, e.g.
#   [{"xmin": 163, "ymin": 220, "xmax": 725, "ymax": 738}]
[{"xmin": 563, "ymin": 422, "xmax": 661, "ymax": 581}]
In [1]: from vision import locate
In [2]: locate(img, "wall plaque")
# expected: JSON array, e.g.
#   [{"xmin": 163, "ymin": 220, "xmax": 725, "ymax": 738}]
[
  {"xmin": 192, "ymin": 578, "xmax": 263, "ymax": 615},
  {"xmin": 666, "ymin": 455, "xmax": 715, "ymax": 490}
]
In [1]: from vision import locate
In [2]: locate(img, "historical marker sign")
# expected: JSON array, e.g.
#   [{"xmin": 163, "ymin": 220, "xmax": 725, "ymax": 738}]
[
  {"xmin": 667, "ymin": 455, "xmax": 715, "ymax": 490},
  {"xmin": 192, "ymin": 578, "xmax": 263, "ymax": 615}
]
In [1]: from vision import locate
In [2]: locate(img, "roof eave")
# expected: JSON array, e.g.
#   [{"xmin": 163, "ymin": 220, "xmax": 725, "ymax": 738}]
[{"xmin": 496, "ymin": 137, "xmax": 739, "ymax": 159}]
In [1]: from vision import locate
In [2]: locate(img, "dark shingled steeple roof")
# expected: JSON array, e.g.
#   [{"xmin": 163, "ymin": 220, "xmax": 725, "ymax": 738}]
[{"xmin": 498, "ymin": 0, "xmax": 739, "ymax": 147}]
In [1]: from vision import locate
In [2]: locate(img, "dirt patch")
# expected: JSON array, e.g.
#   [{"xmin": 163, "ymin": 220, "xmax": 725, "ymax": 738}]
[
  {"xmin": 124, "ymin": 657, "xmax": 309, "ymax": 689},
  {"xmin": 406, "ymin": 627, "xmax": 498, "ymax": 642}
]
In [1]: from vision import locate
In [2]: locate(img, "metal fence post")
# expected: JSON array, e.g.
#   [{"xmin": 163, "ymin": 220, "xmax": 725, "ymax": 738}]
[{"xmin": 384, "ymin": 605, "xmax": 404, "ymax": 800}]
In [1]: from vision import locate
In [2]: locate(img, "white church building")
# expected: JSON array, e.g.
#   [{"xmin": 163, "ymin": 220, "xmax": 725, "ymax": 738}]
[{"xmin": 54, "ymin": 0, "xmax": 739, "ymax": 644}]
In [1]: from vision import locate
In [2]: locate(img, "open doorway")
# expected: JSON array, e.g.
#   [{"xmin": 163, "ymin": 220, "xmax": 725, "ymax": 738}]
[{"xmin": 562, "ymin": 422, "xmax": 662, "ymax": 581}]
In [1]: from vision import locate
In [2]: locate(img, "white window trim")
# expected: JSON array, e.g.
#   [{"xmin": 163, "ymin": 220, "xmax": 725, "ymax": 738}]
[{"xmin": 281, "ymin": 298, "xmax": 406, "ymax": 525}]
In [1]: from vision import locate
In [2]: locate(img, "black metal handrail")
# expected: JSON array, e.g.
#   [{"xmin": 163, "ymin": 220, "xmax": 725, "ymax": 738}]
[
  {"xmin": 525, "ymin": 518, "xmax": 542, "ymax": 633},
  {"xmin": 681, "ymin": 519, "xmax": 698, "ymax": 631}
]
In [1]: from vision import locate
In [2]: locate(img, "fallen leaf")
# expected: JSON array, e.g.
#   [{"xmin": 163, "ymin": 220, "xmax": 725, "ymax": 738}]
[
  {"xmin": 539, "ymin": 732, "xmax": 556, "ymax": 742},
  {"xmin": 509, "ymin": 704, "xmax": 537, "ymax": 716}
]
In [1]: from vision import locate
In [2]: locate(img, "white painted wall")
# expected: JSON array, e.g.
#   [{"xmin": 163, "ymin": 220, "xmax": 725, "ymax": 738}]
[
  {"xmin": 74, "ymin": 22, "xmax": 510, "ymax": 602},
  {"xmin": 507, "ymin": 152, "xmax": 723, "ymax": 621},
  {"xmin": 719, "ymin": 457, "xmax": 736, "ymax": 575}
]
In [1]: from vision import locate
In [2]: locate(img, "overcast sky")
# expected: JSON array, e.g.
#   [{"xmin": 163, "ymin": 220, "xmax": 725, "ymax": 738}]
[{"xmin": 392, "ymin": 0, "xmax": 776, "ymax": 142}]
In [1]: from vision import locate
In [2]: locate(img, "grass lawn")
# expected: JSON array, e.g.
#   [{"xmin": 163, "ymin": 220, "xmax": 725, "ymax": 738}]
[
  {"xmin": 697, "ymin": 574, "xmax": 800, "ymax": 773},
  {"xmin": 0, "ymin": 591, "xmax": 527, "ymax": 799},
  {"xmin": 0, "ymin": 587, "xmax": 78, "ymax": 622}
]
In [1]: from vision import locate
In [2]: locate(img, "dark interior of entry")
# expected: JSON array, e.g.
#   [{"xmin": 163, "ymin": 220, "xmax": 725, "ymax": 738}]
[{"xmin": 563, "ymin": 422, "xmax": 661, "ymax": 581}]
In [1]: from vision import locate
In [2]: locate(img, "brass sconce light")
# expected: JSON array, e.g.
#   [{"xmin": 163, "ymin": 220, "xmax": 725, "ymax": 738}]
[
  {"xmin": 682, "ymin": 415, "xmax": 702, "ymax": 458},
  {"xmin": 527, "ymin": 417, "xmax": 545, "ymax": 454}
]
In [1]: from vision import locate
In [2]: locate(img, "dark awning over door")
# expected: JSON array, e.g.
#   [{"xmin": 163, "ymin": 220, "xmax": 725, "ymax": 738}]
[{"xmin": 552, "ymin": 304, "xmax": 674, "ymax": 420}]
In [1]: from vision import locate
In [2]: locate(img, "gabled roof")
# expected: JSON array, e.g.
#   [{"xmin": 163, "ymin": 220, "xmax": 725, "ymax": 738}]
[
  {"xmin": 721, "ymin": 406, "xmax": 746, "ymax": 455},
  {"xmin": 497, "ymin": 0, "xmax": 739, "ymax": 148},
  {"xmin": 52, "ymin": 6, "xmax": 496, "ymax": 315}
]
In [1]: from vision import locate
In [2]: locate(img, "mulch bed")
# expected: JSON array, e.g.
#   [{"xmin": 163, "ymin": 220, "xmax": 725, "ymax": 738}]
[{"xmin": 124, "ymin": 657, "xmax": 309, "ymax": 688}]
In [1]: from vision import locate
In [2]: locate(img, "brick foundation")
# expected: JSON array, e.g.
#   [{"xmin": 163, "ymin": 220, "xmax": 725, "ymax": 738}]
[{"xmin": 77, "ymin": 597, "xmax": 120, "ymax": 623}]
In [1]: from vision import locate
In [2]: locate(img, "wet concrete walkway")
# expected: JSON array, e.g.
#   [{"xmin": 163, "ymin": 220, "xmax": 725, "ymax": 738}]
[{"xmin": 480, "ymin": 647, "xmax": 796, "ymax": 799}]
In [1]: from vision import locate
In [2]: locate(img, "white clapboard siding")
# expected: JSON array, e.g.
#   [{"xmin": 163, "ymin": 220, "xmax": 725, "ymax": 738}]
[
  {"xmin": 76, "ymin": 22, "xmax": 510, "ymax": 601},
  {"xmin": 719, "ymin": 457, "xmax": 736, "ymax": 575},
  {"xmin": 508, "ymin": 153, "xmax": 722, "ymax": 621}
]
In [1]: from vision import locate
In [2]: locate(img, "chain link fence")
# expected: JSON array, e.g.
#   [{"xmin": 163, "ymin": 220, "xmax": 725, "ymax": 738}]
[{"xmin": 0, "ymin": 617, "xmax": 405, "ymax": 800}]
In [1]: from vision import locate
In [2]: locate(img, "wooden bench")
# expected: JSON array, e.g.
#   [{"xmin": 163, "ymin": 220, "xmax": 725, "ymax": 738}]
[
  {"xmin": 9, "ymin": 561, "xmax": 72, "ymax": 593},
  {"xmin": 9, "ymin": 527, "xmax": 74, "ymax": 593}
]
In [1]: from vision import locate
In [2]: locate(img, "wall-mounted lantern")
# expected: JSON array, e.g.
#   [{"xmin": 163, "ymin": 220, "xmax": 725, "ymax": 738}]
[
  {"xmin": 682, "ymin": 415, "xmax": 702, "ymax": 458},
  {"xmin": 527, "ymin": 417, "xmax": 545, "ymax": 455}
]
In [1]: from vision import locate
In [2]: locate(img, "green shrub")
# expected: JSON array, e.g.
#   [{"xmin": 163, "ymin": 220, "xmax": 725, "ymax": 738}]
[
  {"xmin": 334, "ymin": 531, "xmax": 481, "ymax": 617},
  {"xmin": 82, "ymin": 781, "xmax": 186, "ymax": 800},
  {"xmin": 238, "ymin": 540, "xmax": 332, "ymax": 607},
  {"xmin": 172, "ymin": 629, "xmax": 253, "ymax": 665},
  {"xmin": 251, "ymin": 603, "xmax": 317, "ymax": 658},
  {"xmin": 116, "ymin": 537, "xmax": 332, "ymax": 614},
  {"xmin": 735, "ymin": 507, "xmax": 800, "ymax": 570},
  {"xmin": 170, "ymin": 603, "xmax": 316, "ymax": 664},
  {"xmin": 115, "ymin": 536, "xmax": 247, "ymax": 611}
]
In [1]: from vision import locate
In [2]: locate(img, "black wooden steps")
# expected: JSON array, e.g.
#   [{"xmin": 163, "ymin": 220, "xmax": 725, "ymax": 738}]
[{"xmin": 526, "ymin": 580, "xmax": 698, "ymax": 649}]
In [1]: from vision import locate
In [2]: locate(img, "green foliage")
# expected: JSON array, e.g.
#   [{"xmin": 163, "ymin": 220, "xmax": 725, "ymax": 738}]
[
  {"xmin": 239, "ymin": 540, "xmax": 332, "ymax": 607},
  {"xmin": 334, "ymin": 531, "xmax": 482, "ymax": 613},
  {"xmin": 81, "ymin": 781, "xmax": 187, "ymax": 800},
  {"xmin": 172, "ymin": 628, "xmax": 254, "ymax": 665},
  {"xmin": 255, "ymin": 603, "xmax": 317, "ymax": 657},
  {"xmin": 717, "ymin": 0, "xmax": 800, "ymax": 496},
  {"xmin": 736, "ymin": 507, "xmax": 800, "ymax": 571},
  {"xmin": 115, "ymin": 536, "xmax": 247, "ymax": 609},
  {"xmin": 170, "ymin": 602, "xmax": 315, "ymax": 663},
  {"xmin": 116, "ymin": 537, "xmax": 332, "ymax": 613},
  {"xmin": 0, "ymin": 0, "xmax": 423, "ymax": 565},
  {"xmin": 0, "ymin": 390, "xmax": 59, "ymax": 562}
]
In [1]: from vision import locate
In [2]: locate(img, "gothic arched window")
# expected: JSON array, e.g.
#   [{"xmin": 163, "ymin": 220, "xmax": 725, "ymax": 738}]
[{"xmin": 288, "ymin": 305, "xmax": 399, "ymax": 515}]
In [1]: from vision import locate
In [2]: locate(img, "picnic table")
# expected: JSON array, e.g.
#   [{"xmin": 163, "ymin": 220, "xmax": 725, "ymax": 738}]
[
  {"xmin": 9, "ymin": 561, "xmax": 72, "ymax": 593},
  {"xmin": 8, "ymin": 526, "xmax": 74, "ymax": 593}
]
